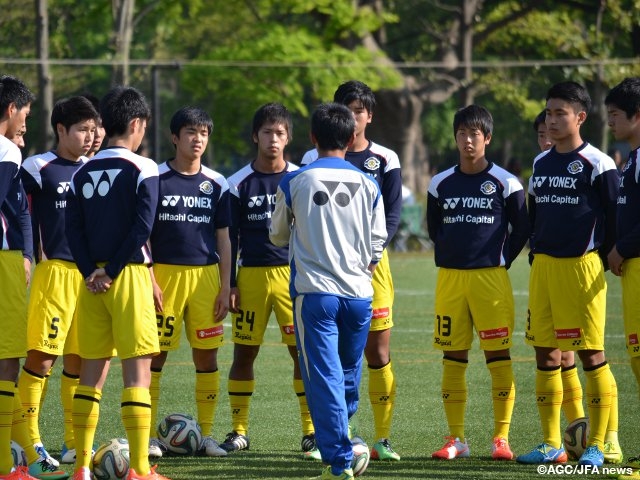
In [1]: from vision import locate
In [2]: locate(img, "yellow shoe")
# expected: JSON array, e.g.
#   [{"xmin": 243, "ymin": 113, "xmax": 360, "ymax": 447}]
[
  {"xmin": 604, "ymin": 440, "xmax": 624, "ymax": 464},
  {"xmin": 312, "ymin": 466, "xmax": 354, "ymax": 480}
]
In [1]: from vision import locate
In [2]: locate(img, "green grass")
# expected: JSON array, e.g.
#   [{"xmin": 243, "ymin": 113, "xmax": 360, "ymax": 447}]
[{"xmin": 36, "ymin": 252, "xmax": 637, "ymax": 479}]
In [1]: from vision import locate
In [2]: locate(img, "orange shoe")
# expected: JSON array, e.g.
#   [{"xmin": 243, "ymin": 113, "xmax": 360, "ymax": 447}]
[
  {"xmin": 72, "ymin": 467, "xmax": 92, "ymax": 480},
  {"xmin": 492, "ymin": 437, "xmax": 514, "ymax": 460},
  {"xmin": 127, "ymin": 465, "xmax": 171, "ymax": 480},
  {"xmin": 0, "ymin": 466, "xmax": 39, "ymax": 479},
  {"xmin": 431, "ymin": 436, "xmax": 470, "ymax": 460}
]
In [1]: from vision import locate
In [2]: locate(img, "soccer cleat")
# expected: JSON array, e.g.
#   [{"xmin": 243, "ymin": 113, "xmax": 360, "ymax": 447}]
[
  {"xmin": 491, "ymin": 437, "xmax": 514, "ymax": 460},
  {"xmin": 301, "ymin": 433, "xmax": 317, "ymax": 452},
  {"xmin": 312, "ymin": 466, "xmax": 354, "ymax": 480},
  {"xmin": 431, "ymin": 436, "xmax": 470, "ymax": 460},
  {"xmin": 370, "ymin": 439, "xmax": 400, "ymax": 461},
  {"xmin": 219, "ymin": 431, "xmax": 250, "ymax": 452},
  {"xmin": 199, "ymin": 436, "xmax": 227, "ymax": 457},
  {"xmin": 0, "ymin": 466, "xmax": 40, "ymax": 480},
  {"xmin": 516, "ymin": 443, "xmax": 567, "ymax": 464},
  {"xmin": 578, "ymin": 445, "xmax": 604, "ymax": 467},
  {"xmin": 71, "ymin": 467, "xmax": 92, "ymax": 480},
  {"xmin": 34, "ymin": 444, "xmax": 59, "ymax": 468},
  {"xmin": 303, "ymin": 448, "xmax": 322, "ymax": 461},
  {"xmin": 604, "ymin": 440, "xmax": 624, "ymax": 464},
  {"xmin": 27, "ymin": 457, "xmax": 69, "ymax": 480},
  {"xmin": 126, "ymin": 465, "xmax": 171, "ymax": 480},
  {"xmin": 60, "ymin": 443, "xmax": 76, "ymax": 464},
  {"xmin": 148, "ymin": 438, "xmax": 167, "ymax": 459}
]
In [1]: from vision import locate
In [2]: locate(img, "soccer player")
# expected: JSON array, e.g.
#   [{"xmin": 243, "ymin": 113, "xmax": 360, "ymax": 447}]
[
  {"xmin": 532, "ymin": 110, "xmax": 586, "ymax": 426},
  {"xmin": 147, "ymin": 106, "xmax": 230, "ymax": 458},
  {"xmin": 517, "ymin": 81, "xmax": 619, "ymax": 467},
  {"xmin": 270, "ymin": 102, "xmax": 387, "ymax": 480},
  {"xmin": 605, "ymin": 77, "xmax": 640, "ymax": 478},
  {"xmin": 1, "ymin": 74, "xmax": 71, "ymax": 480},
  {"xmin": 533, "ymin": 109, "xmax": 623, "ymax": 464},
  {"xmin": 82, "ymin": 94, "xmax": 106, "ymax": 158},
  {"xmin": 301, "ymin": 80, "xmax": 402, "ymax": 461},
  {"xmin": 221, "ymin": 103, "xmax": 316, "ymax": 456},
  {"xmin": 65, "ymin": 86, "xmax": 170, "ymax": 480},
  {"xmin": 19, "ymin": 96, "xmax": 99, "ymax": 467},
  {"xmin": 427, "ymin": 105, "xmax": 529, "ymax": 461}
]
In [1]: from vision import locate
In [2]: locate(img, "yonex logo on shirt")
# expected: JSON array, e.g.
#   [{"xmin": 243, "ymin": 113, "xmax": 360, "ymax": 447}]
[
  {"xmin": 313, "ymin": 180, "xmax": 361, "ymax": 207},
  {"xmin": 248, "ymin": 194, "xmax": 276, "ymax": 208},
  {"xmin": 56, "ymin": 182, "xmax": 70, "ymax": 194},
  {"xmin": 162, "ymin": 195, "xmax": 180, "ymax": 207},
  {"xmin": 442, "ymin": 198, "xmax": 460, "ymax": 209},
  {"xmin": 532, "ymin": 176, "xmax": 546, "ymax": 188},
  {"xmin": 81, "ymin": 169, "xmax": 122, "ymax": 199}
]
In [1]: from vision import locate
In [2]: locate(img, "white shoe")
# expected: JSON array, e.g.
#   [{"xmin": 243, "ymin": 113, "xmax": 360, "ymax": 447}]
[
  {"xmin": 34, "ymin": 442, "xmax": 60, "ymax": 467},
  {"xmin": 148, "ymin": 437, "xmax": 167, "ymax": 458},
  {"xmin": 200, "ymin": 436, "xmax": 227, "ymax": 457}
]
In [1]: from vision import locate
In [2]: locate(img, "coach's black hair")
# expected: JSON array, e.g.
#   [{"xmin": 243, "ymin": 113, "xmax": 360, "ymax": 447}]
[
  {"xmin": 311, "ymin": 102, "xmax": 355, "ymax": 151},
  {"xmin": 546, "ymin": 81, "xmax": 592, "ymax": 115},
  {"xmin": 51, "ymin": 96, "xmax": 99, "ymax": 144},
  {"xmin": 605, "ymin": 77, "xmax": 640, "ymax": 118},
  {"xmin": 333, "ymin": 80, "xmax": 376, "ymax": 113},
  {"xmin": 99, "ymin": 86, "xmax": 151, "ymax": 138},
  {"xmin": 453, "ymin": 104, "xmax": 493, "ymax": 138},
  {"xmin": 170, "ymin": 106, "xmax": 213, "ymax": 136},
  {"xmin": 0, "ymin": 75, "xmax": 35, "ymax": 119},
  {"xmin": 251, "ymin": 103, "xmax": 292, "ymax": 141}
]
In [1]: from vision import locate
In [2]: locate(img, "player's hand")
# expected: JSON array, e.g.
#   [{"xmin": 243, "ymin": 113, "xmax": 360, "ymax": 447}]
[
  {"xmin": 607, "ymin": 246, "xmax": 624, "ymax": 277},
  {"xmin": 214, "ymin": 287, "xmax": 230, "ymax": 322},
  {"xmin": 152, "ymin": 281, "xmax": 164, "ymax": 312},
  {"xmin": 86, "ymin": 268, "xmax": 112, "ymax": 293},
  {"xmin": 23, "ymin": 257, "xmax": 32, "ymax": 287},
  {"xmin": 229, "ymin": 287, "xmax": 240, "ymax": 313},
  {"xmin": 367, "ymin": 263, "xmax": 378, "ymax": 274}
]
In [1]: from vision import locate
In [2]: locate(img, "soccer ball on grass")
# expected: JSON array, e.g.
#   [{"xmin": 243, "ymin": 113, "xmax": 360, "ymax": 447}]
[
  {"xmin": 157, "ymin": 413, "xmax": 202, "ymax": 456},
  {"xmin": 563, "ymin": 416, "xmax": 589, "ymax": 461},
  {"xmin": 92, "ymin": 438, "xmax": 130, "ymax": 480}
]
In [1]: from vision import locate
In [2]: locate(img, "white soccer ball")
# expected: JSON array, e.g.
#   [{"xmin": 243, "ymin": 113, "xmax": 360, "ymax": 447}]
[
  {"xmin": 564, "ymin": 416, "xmax": 590, "ymax": 461},
  {"xmin": 92, "ymin": 438, "xmax": 130, "ymax": 480},
  {"xmin": 350, "ymin": 436, "xmax": 370, "ymax": 477},
  {"xmin": 10, "ymin": 440, "xmax": 27, "ymax": 467},
  {"xmin": 157, "ymin": 413, "xmax": 203, "ymax": 456}
]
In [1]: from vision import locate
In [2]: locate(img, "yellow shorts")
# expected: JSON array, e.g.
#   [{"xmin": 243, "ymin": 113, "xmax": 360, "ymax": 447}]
[
  {"xmin": 153, "ymin": 263, "xmax": 224, "ymax": 351},
  {"xmin": 433, "ymin": 267, "xmax": 514, "ymax": 351},
  {"xmin": 75, "ymin": 264, "xmax": 159, "ymax": 360},
  {"xmin": 0, "ymin": 251, "xmax": 27, "ymax": 359},
  {"xmin": 232, "ymin": 265, "xmax": 295, "ymax": 346},
  {"xmin": 526, "ymin": 252, "xmax": 606, "ymax": 351},
  {"xmin": 371, "ymin": 249, "xmax": 394, "ymax": 331},
  {"xmin": 621, "ymin": 257, "xmax": 640, "ymax": 358},
  {"xmin": 26, "ymin": 259, "xmax": 82, "ymax": 356}
]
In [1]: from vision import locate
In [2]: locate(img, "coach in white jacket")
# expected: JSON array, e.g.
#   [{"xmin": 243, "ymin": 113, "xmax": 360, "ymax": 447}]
[{"xmin": 270, "ymin": 102, "xmax": 387, "ymax": 480}]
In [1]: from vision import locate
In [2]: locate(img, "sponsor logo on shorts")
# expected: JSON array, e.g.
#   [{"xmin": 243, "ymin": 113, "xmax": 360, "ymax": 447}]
[
  {"xmin": 282, "ymin": 325, "xmax": 295, "ymax": 335},
  {"xmin": 197, "ymin": 325, "xmax": 223, "ymax": 338},
  {"xmin": 372, "ymin": 307, "xmax": 390, "ymax": 320},
  {"xmin": 434, "ymin": 338, "xmax": 452, "ymax": 346},
  {"xmin": 629, "ymin": 333, "xmax": 638, "ymax": 345},
  {"xmin": 479, "ymin": 327, "xmax": 509, "ymax": 340},
  {"xmin": 555, "ymin": 328, "xmax": 581, "ymax": 339}
]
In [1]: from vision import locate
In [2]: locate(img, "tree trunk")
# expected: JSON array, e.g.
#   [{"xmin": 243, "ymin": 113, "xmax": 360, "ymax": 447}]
[
  {"xmin": 112, "ymin": 0, "xmax": 135, "ymax": 85},
  {"xmin": 35, "ymin": 0, "xmax": 53, "ymax": 151}
]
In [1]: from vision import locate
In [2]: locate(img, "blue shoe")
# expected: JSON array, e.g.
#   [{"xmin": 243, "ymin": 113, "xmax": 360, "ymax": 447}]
[
  {"xmin": 34, "ymin": 444, "xmax": 59, "ymax": 468},
  {"xmin": 516, "ymin": 443, "xmax": 568, "ymax": 464},
  {"xmin": 579, "ymin": 445, "xmax": 604, "ymax": 466}
]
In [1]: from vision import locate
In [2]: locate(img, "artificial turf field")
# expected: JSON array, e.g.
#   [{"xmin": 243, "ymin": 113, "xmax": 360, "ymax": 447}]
[{"xmin": 36, "ymin": 251, "xmax": 637, "ymax": 479}]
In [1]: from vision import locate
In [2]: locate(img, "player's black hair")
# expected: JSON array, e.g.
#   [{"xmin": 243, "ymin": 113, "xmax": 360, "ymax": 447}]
[
  {"xmin": 533, "ymin": 110, "xmax": 546, "ymax": 131},
  {"xmin": 50, "ymin": 96, "xmax": 99, "ymax": 144},
  {"xmin": 99, "ymin": 86, "xmax": 151, "ymax": 138},
  {"xmin": 0, "ymin": 75, "xmax": 35, "ymax": 119},
  {"xmin": 170, "ymin": 106, "xmax": 213, "ymax": 136},
  {"xmin": 311, "ymin": 102, "xmax": 355, "ymax": 151},
  {"xmin": 605, "ymin": 77, "xmax": 640, "ymax": 118},
  {"xmin": 333, "ymin": 80, "xmax": 376, "ymax": 113},
  {"xmin": 251, "ymin": 103, "xmax": 292, "ymax": 141},
  {"xmin": 546, "ymin": 81, "xmax": 592, "ymax": 115},
  {"xmin": 453, "ymin": 104, "xmax": 493, "ymax": 138}
]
